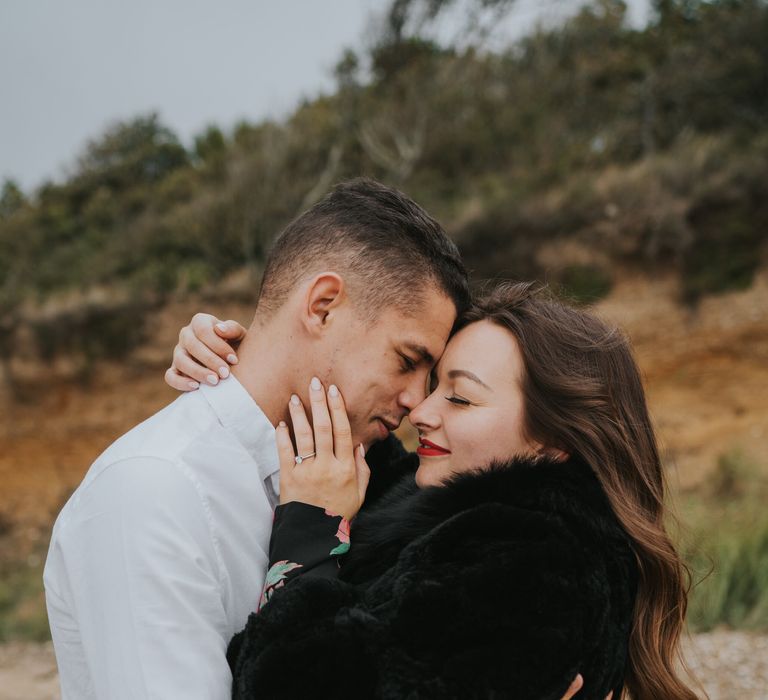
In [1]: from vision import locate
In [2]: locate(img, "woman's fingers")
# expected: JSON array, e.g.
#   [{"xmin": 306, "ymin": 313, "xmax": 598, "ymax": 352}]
[
  {"xmin": 327, "ymin": 384, "xmax": 353, "ymax": 459},
  {"xmin": 213, "ymin": 319, "xmax": 247, "ymax": 353},
  {"xmin": 288, "ymin": 393, "xmax": 315, "ymax": 460},
  {"xmin": 165, "ymin": 313, "xmax": 244, "ymax": 393},
  {"xmin": 164, "ymin": 366, "xmax": 201, "ymax": 392},
  {"xmin": 560, "ymin": 674, "xmax": 583, "ymax": 700},
  {"xmin": 172, "ymin": 345, "xmax": 223, "ymax": 386},
  {"xmin": 308, "ymin": 377, "xmax": 333, "ymax": 457},
  {"xmin": 187, "ymin": 313, "xmax": 241, "ymax": 363},
  {"xmin": 179, "ymin": 328, "xmax": 232, "ymax": 381},
  {"xmin": 355, "ymin": 443, "xmax": 371, "ymax": 503},
  {"xmin": 275, "ymin": 421, "xmax": 297, "ymax": 474}
]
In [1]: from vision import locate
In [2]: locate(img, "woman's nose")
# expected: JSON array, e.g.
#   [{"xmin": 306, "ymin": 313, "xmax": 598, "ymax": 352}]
[{"xmin": 408, "ymin": 392, "xmax": 440, "ymax": 430}]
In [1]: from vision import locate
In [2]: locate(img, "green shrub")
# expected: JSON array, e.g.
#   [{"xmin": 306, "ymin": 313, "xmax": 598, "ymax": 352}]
[
  {"xmin": 683, "ymin": 189, "xmax": 767, "ymax": 303},
  {"xmin": 0, "ymin": 557, "xmax": 49, "ymax": 642},
  {"xmin": 556, "ymin": 264, "xmax": 613, "ymax": 305},
  {"xmin": 680, "ymin": 450, "xmax": 768, "ymax": 631},
  {"xmin": 31, "ymin": 298, "xmax": 154, "ymax": 364}
]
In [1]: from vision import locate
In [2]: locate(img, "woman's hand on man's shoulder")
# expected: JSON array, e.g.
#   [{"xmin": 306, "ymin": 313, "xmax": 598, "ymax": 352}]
[{"xmin": 165, "ymin": 312, "xmax": 246, "ymax": 391}]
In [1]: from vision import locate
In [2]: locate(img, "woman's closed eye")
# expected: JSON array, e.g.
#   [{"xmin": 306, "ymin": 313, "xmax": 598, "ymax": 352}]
[{"xmin": 445, "ymin": 394, "xmax": 472, "ymax": 406}]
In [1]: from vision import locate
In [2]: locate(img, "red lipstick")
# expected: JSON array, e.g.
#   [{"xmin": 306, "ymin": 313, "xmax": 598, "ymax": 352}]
[{"xmin": 417, "ymin": 437, "xmax": 451, "ymax": 457}]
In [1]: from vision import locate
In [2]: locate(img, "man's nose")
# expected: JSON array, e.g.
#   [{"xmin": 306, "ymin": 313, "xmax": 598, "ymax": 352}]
[
  {"xmin": 408, "ymin": 389, "xmax": 440, "ymax": 431},
  {"xmin": 398, "ymin": 371, "xmax": 428, "ymax": 410}
]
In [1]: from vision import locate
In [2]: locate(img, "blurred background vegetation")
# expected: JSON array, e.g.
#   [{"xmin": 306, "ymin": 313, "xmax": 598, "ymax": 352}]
[{"xmin": 0, "ymin": 0, "xmax": 767, "ymax": 643}]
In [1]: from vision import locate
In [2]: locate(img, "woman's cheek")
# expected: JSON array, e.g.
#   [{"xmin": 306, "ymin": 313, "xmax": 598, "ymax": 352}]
[
  {"xmin": 465, "ymin": 411, "xmax": 524, "ymax": 466},
  {"xmin": 451, "ymin": 421, "xmax": 492, "ymax": 470}
]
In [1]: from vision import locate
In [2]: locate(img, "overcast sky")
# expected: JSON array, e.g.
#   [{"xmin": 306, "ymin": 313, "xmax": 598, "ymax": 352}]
[{"xmin": 1, "ymin": 0, "xmax": 650, "ymax": 192}]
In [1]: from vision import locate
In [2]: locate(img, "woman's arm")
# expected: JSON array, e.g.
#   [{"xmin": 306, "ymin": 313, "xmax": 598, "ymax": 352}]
[
  {"xmin": 229, "ymin": 380, "xmax": 369, "ymax": 672},
  {"xmin": 258, "ymin": 502, "xmax": 350, "ymax": 609},
  {"xmin": 259, "ymin": 382, "xmax": 368, "ymax": 600}
]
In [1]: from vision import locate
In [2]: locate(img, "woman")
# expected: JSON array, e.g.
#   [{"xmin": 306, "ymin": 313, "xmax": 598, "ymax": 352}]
[{"xmin": 168, "ymin": 282, "xmax": 697, "ymax": 700}]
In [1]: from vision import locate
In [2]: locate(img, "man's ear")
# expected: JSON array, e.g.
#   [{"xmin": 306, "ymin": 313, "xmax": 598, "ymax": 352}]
[{"xmin": 301, "ymin": 272, "xmax": 346, "ymax": 336}]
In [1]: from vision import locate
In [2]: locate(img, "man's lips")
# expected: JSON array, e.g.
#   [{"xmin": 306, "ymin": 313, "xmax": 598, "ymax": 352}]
[
  {"xmin": 376, "ymin": 418, "xmax": 400, "ymax": 437},
  {"xmin": 417, "ymin": 437, "xmax": 451, "ymax": 457}
]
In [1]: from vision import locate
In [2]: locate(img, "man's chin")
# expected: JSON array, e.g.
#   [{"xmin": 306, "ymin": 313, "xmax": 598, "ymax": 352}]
[{"xmin": 355, "ymin": 420, "xmax": 390, "ymax": 450}]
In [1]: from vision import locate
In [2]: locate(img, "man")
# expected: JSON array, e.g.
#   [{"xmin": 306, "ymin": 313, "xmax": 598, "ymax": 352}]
[{"xmin": 43, "ymin": 178, "xmax": 469, "ymax": 699}]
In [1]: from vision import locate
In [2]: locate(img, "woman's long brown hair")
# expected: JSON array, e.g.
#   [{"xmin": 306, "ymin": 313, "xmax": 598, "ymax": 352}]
[{"xmin": 456, "ymin": 281, "xmax": 697, "ymax": 700}]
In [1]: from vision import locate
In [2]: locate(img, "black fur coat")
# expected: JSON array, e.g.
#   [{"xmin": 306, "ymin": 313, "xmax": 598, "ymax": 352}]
[{"xmin": 229, "ymin": 450, "xmax": 637, "ymax": 699}]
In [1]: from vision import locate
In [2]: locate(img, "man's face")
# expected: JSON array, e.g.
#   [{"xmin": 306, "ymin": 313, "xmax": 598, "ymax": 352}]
[{"xmin": 322, "ymin": 288, "xmax": 456, "ymax": 448}]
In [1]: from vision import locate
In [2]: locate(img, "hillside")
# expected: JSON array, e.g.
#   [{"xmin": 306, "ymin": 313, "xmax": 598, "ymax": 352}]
[{"xmin": 2, "ymin": 270, "xmax": 766, "ymax": 534}]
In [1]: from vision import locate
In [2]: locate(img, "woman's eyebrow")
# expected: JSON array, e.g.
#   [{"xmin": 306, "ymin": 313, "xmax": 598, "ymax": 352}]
[{"xmin": 447, "ymin": 369, "xmax": 492, "ymax": 391}]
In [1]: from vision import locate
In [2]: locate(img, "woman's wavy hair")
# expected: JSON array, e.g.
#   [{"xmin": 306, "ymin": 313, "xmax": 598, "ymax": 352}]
[{"xmin": 455, "ymin": 281, "xmax": 697, "ymax": 700}]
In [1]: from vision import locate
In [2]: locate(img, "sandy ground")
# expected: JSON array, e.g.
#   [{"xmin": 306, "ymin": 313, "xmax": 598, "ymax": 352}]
[{"xmin": 1, "ymin": 631, "xmax": 766, "ymax": 700}]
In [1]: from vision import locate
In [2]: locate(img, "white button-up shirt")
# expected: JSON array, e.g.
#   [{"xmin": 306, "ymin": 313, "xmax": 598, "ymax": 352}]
[{"xmin": 43, "ymin": 376, "xmax": 280, "ymax": 700}]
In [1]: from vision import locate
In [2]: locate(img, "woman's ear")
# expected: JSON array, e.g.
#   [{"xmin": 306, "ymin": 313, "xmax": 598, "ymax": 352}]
[{"xmin": 302, "ymin": 272, "xmax": 346, "ymax": 335}]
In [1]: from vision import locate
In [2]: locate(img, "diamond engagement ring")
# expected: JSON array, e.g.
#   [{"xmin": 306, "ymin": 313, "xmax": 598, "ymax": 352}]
[{"xmin": 295, "ymin": 452, "xmax": 316, "ymax": 464}]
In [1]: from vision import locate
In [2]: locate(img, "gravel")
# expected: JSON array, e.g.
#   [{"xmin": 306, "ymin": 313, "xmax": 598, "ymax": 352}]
[
  {"xmin": 683, "ymin": 630, "xmax": 768, "ymax": 699},
  {"xmin": 1, "ymin": 632, "xmax": 766, "ymax": 700}
]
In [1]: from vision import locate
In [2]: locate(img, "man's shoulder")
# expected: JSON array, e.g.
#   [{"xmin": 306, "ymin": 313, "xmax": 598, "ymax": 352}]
[
  {"xmin": 88, "ymin": 388, "xmax": 234, "ymax": 483},
  {"xmin": 53, "ymin": 393, "xmax": 217, "ymax": 523},
  {"xmin": 99, "ymin": 391, "xmax": 215, "ymax": 465},
  {"xmin": 54, "ymin": 385, "xmax": 273, "ymax": 530}
]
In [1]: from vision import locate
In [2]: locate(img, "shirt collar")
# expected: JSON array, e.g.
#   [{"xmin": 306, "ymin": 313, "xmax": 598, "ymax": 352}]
[{"xmin": 199, "ymin": 376, "xmax": 280, "ymax": 483}]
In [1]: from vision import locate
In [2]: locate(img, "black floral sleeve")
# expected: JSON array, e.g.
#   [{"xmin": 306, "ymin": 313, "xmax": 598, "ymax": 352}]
[{"xmin": 258, "ymin": 501, "xmax": 350, "ymax": 610}]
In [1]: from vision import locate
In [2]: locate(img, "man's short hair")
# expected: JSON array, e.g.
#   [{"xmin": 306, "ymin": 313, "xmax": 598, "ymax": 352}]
[{"xmin": 257, "ymin": 178, "xmax": 470, "ymax": 320}]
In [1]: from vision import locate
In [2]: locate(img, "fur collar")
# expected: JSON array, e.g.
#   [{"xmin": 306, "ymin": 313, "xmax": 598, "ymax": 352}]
[{"xmin": 342, "ymin": 454, "xmax": 625, "ymax": 583}]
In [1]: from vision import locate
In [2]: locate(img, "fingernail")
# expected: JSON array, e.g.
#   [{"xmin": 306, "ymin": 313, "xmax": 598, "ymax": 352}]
[
  {"xmin": 290, "ymin": 394, "xmax": 301, "ymax": 406},
  {"xmin": 227, "ymin": 354, "xmax": 238, "ymax": 364},
  {"xmin": 188, "ymin": 381, "xmax": 200, "ymax": 390},
  {"xmin": 216, "ymin": 322, "xmax": 227, "ymax": 332},
  {"xmin": 359, "ymin": 443, "xmax": 365, "ymax": 457},
  {"xmin": 278, "ymin": 421, "xmax": 287, "ymax": 428},
  {"xmin": 310, "ymin": 377, "xmax": 321, "ymax": 391},
  {"xmin": 207, "ymin": 374, "xmax": 219, "ymax": 386},
  {"xmin": 218, "ymin": 366, "xmax": 230, "ymax": 379},
  {"xmin": 328, "ymin": 384, "xmax": 339, "ymax": 397}
]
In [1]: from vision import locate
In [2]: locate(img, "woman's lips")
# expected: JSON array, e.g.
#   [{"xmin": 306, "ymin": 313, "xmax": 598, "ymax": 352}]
[{"xmin": 417, "ymin": 437, "xmax": 451, "ymax": 457}]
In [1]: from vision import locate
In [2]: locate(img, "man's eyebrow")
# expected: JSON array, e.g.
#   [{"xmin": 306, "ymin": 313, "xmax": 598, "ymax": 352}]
[
  {"xmin": 447, "ymin": 369, "xmax": 492, "ymax": 391},
  {"xmin": 403, "ymin": 343, "xmax": 435, "ymax": 365}
]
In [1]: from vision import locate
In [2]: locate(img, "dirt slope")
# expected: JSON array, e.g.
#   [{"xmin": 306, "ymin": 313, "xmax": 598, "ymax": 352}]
[{"xmin": 1, "ymin": 273, "xmax": 766, "ymax": 541}]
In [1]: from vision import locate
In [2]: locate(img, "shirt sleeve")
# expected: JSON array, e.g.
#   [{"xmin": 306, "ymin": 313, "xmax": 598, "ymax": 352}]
[
  {"xmin": 258, "ymin": 502, "xmax": 349, "ymax": 610},
  {"xmin": 44, "ymin": 457, "xmax": 233, "ymax": 700}
]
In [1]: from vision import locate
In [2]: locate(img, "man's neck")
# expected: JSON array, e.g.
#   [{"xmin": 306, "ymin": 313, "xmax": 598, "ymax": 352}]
[{"xmin": 230, "ymin": 316, "xmax": 297, "ymax": 427}]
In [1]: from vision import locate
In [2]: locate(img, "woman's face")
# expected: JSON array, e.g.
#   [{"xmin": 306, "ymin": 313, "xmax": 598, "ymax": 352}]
[{"xmin": 409, "ymin": 319, "xmax": 549, "ymax": 488}]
